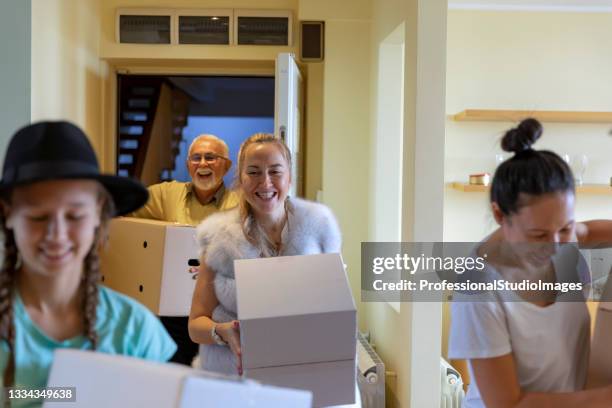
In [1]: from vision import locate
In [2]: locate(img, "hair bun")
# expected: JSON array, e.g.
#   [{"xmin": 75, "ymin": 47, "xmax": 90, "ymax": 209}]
[{"xmin": 501, "ymin": 118, "xmax": 543, "ymax": 153}]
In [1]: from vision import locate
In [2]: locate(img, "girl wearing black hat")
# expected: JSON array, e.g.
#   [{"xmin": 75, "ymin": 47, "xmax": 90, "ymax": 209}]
[
  {"xmin": 0, "ymin": 121, "xmax": 176, "ymax": 406},
  {"xmin": 449, "ymin": 118, "xmax": 612, "ymax": 407}
]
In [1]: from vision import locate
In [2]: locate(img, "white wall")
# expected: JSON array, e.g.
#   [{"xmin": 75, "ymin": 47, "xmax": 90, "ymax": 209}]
[
  {"xmin": 373, "ymin": 23, "xmax": 405, "ymax": 244},
  {"xmin": 445, "ymin": 10, "xmax": 612, "ymax": 242}
]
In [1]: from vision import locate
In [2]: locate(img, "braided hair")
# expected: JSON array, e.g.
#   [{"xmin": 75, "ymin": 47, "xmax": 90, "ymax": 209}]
[
  {"xmin": 0, "ymin": 183, "xmax": 115, "ymax": 392},
  {"xmin": 0, "ymin": 216, "xmax": 18, "ymax": 392}
]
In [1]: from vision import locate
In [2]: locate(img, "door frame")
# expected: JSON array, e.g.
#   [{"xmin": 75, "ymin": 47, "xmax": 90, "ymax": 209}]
[{"xmin": 100, "ymin": 58, "xmax": 276, "ymax": 174}]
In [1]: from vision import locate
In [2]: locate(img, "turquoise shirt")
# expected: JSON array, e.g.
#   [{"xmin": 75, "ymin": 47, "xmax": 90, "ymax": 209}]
[{"xmin": 0, "ymin": 286, "xmax": 177, "ymax": 407}]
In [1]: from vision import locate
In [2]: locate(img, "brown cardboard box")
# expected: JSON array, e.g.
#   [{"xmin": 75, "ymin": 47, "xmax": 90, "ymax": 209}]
[
  {"xmin": 588, "ymin": 277, "xmax": 612, "ymax": 387},
  {"xmin": 99, "ymin": 217, "xmax": 199, "ymax": 316}
]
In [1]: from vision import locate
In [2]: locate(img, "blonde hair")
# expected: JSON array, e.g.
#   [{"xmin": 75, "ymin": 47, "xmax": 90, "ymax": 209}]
[
  {"xmin": 235, "ymin": 133, "xmax": 292, "ymax": 257},
  {"xmin": 0, "ymin": 183, "xmax": 115, "ymax": 391}
]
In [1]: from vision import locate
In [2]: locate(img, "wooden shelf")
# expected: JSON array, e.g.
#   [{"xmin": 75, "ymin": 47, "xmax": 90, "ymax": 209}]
[
  {"xmin": 449, "ymin": 182, "xmax": 612, "ymax": 195},
  {"xmin": 452, "ymin": 109, "xmax": 612, "ymax": 123},
  {"xmin": 449, "ymin": 182, "xmax": 489, "ymax": 192},
  {"xmin": 577, "ymin": 184, "xmax": 612, "ymax": 194}
]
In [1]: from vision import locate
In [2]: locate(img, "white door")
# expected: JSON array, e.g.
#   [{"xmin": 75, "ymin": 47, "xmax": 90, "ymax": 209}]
[{"xmin": 275, "ymin": 53, "xmax": 303, "ymax": 198}]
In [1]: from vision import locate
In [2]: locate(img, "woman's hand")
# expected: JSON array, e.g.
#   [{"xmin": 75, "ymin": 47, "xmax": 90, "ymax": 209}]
[
  {"xmin": 188, "ymin": 263, "xmax": 243, "ymax": 375},
  {"xmin": 216, "ymin": 320, "xmax": 242, "ymax": 375}
]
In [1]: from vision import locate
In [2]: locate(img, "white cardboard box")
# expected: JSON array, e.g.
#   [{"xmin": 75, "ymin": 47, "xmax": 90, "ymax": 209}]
[
  {"xmin": 179, "ymin": 375, "xmax": 312, "ymax": 408},
  {"xmin": 235, "ymin": 253, "xmax": 357, "ymax": 407},
  {"xmin": 44, "ymin": 350, "xmax": 312, "ymax": 408},
  {"xmin": 247, "ymin": 360, "xmax": 356, "ymax": 408},
  {"xmin": 99, "ymin": 217, "xmax": 199, "ymax": 316}
]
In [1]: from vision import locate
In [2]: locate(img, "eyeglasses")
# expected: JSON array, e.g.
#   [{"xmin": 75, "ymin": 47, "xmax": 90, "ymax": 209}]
[{"xmin": 188, "ymin": 153, "xmax": 229, "ymax": 164}]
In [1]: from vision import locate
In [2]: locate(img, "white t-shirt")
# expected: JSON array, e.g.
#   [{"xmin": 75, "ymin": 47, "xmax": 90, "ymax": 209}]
[{"xmin": 448, "ymin": 248, "xmax": 590, "ymax": 408}]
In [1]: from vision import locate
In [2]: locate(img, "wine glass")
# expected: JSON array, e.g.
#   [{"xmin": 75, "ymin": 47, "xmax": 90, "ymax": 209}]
[
  {"xmin": 495, "ymin": 153, "xmax": 505, "ymax": 167},
  {"xmin": 562, "ymin": 153, "xmax": 571, "ymax": 166},
  {"xmin": 572, "ymin": 154, "xmax": 588, "ymax": 186},
  {"xmin": 492, "ymin": 153, "xmax": 505, "ymax": 174}
]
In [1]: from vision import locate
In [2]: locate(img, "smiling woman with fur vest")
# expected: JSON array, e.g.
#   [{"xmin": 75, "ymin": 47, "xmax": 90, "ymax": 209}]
[{"xmin": 187, "ymin": 133, "xmax": 341, "ymax": 376}]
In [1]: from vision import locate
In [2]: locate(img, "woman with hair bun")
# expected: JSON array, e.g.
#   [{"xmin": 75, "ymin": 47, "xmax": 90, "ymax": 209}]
[{"xmin": 449, "ymin": 118, "xmax": 612, "ymax": 407}]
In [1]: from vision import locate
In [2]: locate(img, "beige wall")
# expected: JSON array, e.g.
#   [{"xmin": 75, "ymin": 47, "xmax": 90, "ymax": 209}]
[
  {"xmin": 31, "ymin": 0, "xmax": 106, "ymax": 153},
  {"xmin": 368, "ymin": 1, "xmax": 448, "ymax": 406},
  {"xmin": 321, "ymin": 19, "xmax": 371, "ymax": 318},
  {"xmin": 299, "ymin": 2, "xmax": 424, "ymax": 405},
  {"xmin": 444, "ymin": 10, "xmax": 612, "ymax": 242},
  {"xmin": 304, "ymin": 1, "xmax": 447, "ymax": 406},
  {"xmin": 367, "ymin": 3, "xmax": 408, "ymax": 406},
  {"xmin": 303, "ymin": 62, "xmax": 324, "ymax": 201}
]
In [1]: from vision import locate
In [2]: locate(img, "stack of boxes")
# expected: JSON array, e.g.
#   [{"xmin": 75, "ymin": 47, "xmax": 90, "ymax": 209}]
[
  {"xmin": 235, "ymin": 253, "xmax": 357, "ymax": 407},
  {"xmin": 98, "ymin": 219, "xmax": 358, "ymax": 406}
]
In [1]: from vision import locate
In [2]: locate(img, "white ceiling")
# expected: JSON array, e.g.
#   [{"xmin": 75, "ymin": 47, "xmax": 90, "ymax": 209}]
[{"xmin": 449, "ymin": 0, "xmax": 612, "ymax": 12}]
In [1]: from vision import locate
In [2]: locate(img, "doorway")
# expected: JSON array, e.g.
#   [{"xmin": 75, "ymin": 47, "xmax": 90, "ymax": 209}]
[{"xmin": 116, "ymin": 75, "xmax": 275, "ymax": 187}]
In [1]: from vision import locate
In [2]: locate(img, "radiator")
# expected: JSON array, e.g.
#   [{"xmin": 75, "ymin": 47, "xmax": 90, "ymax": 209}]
[
  {"xmin": 357, "ymin": 335, "xmax": 464, "ymax": 408},
  {"xmin": 440, "ymin": 358, "xmax": 465, "ymax": 408},
  {"xmin": 357, "ymin": 333, "xmax": 385, "ymax": 408}
]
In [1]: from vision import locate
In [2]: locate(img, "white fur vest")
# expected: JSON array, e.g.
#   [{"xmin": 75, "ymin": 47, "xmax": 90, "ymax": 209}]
[{"xmin": 195, "ymin": 197, "xmax": 342, "ymax": 374}]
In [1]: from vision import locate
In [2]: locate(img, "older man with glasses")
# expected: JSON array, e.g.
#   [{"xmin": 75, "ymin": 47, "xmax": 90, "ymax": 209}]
[
  {"xmin": 131, "ymin": 134, "xmax": 238, "ymax": 224},
  {"xmin": 130, "ymin": 134, "xmax": 238, "ymax": 365}
]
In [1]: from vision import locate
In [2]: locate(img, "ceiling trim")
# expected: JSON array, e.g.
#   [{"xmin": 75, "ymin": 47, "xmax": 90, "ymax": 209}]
[{"xmin": 449, "ymin": 3, "xmax": 612, "ymax": 12}]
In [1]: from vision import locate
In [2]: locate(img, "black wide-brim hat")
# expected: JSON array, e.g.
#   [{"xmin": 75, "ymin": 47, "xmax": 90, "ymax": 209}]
[{"xmin": 0, "ymin": 121, "xmax": 148, "ymax": 216}]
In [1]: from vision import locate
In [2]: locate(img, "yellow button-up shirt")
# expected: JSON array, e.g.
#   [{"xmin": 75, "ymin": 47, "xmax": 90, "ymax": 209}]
[{"xmin": 130, "ymin": 181, "xmax": 239, "ymax": 226}]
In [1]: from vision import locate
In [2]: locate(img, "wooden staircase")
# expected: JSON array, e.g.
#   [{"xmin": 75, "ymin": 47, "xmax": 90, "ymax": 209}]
[
  {"xmin": 116, "ymin": 76, "xmax": 191, "ymax": 182},
  {"xmin": 164, "ymin": 87, "xmax": 191, "ymax": 181},
  {"xmin": 117, "ymin": 76, "xmax": 163, "ymax": 178}
]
